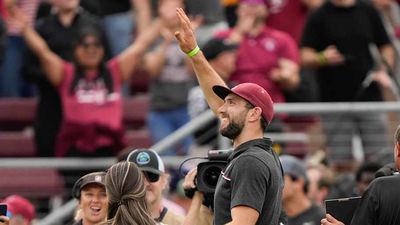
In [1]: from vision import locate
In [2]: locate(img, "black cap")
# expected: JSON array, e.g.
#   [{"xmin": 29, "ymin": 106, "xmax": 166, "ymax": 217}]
[
  {"xmin": 202, "ymin": 38, "xmax": 238, "ymax": 60},
  {"xmin": 280, "ymin": 155, "xmax": 308, "ymax": 182},
  {"xmin": 126, "ymin": 149, "xmax": 165, "ymax": 175},
  {"xmin": 72, "ymin": 171, "xmax": 106, "ymax": 199}
]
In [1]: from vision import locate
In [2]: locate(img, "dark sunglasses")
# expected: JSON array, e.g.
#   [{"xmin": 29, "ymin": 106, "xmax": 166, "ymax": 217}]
[
  {"xmin": 79, "ymin": 41, "xmax": 102, "ymax": 49},
  {"xmin": 143, "ymin": 171, "xmax": 160, "ymax": 183}
]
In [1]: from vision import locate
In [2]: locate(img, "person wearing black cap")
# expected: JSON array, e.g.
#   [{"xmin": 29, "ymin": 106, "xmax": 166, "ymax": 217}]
[
  {"xmin": 126, "ymin": 149, "xmax": 184, "ymax": 225},
  {"xmin": 71, "ymin": 172, "xmax": 108, "ymax": 225},
  {"xmin": 175, "ymin": 8, "xmax": 284, "ymax": 225},
  {"xmin": 280, "ymin": 155, "xmax": 324, "ymax": 225}
]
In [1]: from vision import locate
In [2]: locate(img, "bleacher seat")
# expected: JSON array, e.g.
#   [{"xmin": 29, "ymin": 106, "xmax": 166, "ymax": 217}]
[
  {"xmin": 0, "ymin": 96, "xmax": 153, "ymax": 201},
  {"xmin": 0, "ymin": 95, "xmax": 152, "ymax": 156},
  {"xmin": 0, "ymin": 98, "xmax": 36, "ymax": 130},
  {"xmin": 0, "ymin": 169, "xmax": 64, "ymax": 198},
  {"xmin": 0, "ymin": 132, "xmax": 36, "ymax": 157},
  {"xmin": 123, "ymin": 94, "xmax": 150, "ymax": 129},
  {"xmin": 125, "ymin": 129, "xmax": 152, "ymax": 148},
  {"xmin": 129, "ymin": 69, "xmax": 150, "ymax": 94}
]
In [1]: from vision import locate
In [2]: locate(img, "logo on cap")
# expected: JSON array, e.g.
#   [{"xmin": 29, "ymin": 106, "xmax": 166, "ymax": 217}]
[
  {"xmin": 95, "ymin": 175, "xmax": 102, "ymax": 182},
  {"xmin": 136, "ymin": 152, "xmax": 151, "ymax": 165}
]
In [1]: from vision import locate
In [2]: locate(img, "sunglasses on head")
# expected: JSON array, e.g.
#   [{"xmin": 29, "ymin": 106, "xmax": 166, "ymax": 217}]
[{"xmin": 143, "ymin": 171, "xmax": 160, "ymax": 183}]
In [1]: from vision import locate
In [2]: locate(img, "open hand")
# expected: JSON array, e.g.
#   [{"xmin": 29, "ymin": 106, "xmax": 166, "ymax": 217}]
[
  {"xmin": 174, "ymin": 8, "xmax": 198, "ymax": 54},
  {"xmin": 322, "ymin": 45, "xmax": 345, "ymax": 66},
  {"xmin": 6, "ymin": 5, "xmax": 29, "ymax": 32},
  {"xmin": 321, "ymin": 214, "xmax": 344, "ymax": 225}
]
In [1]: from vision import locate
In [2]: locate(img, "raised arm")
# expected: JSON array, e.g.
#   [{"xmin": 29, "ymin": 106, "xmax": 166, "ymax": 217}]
[
  {"xmin": 131, "ymin": 0, "xmax": 152, "ymax": 35},
  {"xmin": 142, "ymin": 29, "xmax": 173, "ymax": 78},
  {"xmin": 174, "ymin": 8, "xmax": 225, "ymax": 115},
  {"xmin": 116, "ymin": 19, "xmax": 161, "ymax": 82},
  {"xmin": 9, "ymin": 6, "xmax": 63, "ymax": 86}
]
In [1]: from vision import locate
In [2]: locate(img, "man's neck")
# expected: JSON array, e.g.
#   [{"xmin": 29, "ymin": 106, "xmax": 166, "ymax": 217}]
[
  {"xmin": 284, "ymin": 196, "xmax": 312, "ymax": 217},
  {"xmin": 232, "ymin": 130, "xmax": 264, "ymax": 148},
  {"xmin": 57, "ymin": 9, "xmax": 77, "ymax": 27}
]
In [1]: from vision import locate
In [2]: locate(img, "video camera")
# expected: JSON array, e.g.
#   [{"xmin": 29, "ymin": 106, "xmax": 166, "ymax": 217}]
[{"xmin": 196, "ymin": 149, "xmax": 233, "ymax": 194}]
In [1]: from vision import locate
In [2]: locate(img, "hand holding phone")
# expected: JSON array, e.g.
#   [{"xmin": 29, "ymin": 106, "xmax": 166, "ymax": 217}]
[
  {"xmin": 0, "ymin": 204, "xmax": 6, "ymax": 217},
  {"xmin": 0, "ymin": 204, "xmax": 8, "ymax": 224},
  {"xmin": 0, "ymin": 215, "xmax": 9, "ymax": 225}
]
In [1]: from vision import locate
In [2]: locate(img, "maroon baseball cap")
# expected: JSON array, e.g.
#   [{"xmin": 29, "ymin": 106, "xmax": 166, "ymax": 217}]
[
  {"xmin": 213, "ymin": 83, "xmax": 274, "ymax": 123},
  {"xmin": 2, "ymin": 195, "xmax": 35, "ymax": 223}
]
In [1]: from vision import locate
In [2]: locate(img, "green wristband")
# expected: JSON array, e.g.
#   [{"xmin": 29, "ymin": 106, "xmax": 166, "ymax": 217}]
[
  {"xmin": 317, "ymin": 52, "xmax": 327, "ymax": 66},
  {"xmin": 187, "ymin": 46, "xmax": 200, "ymax": 57}
]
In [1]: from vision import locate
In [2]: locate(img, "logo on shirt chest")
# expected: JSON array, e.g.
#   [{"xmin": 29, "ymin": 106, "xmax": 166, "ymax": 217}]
[
  {"xmin": 74, "ymin": 79, "xmax": 119, "ymax": 105},
  {"xmin": 262, "ymin": 38, "xmax": 277, "ymax": 52},
  {"xmin": 221, "ymin": 163, "xmax": 233, "ymax": 181}
]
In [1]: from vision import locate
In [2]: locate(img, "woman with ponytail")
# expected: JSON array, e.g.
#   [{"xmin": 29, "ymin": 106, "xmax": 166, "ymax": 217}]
[{"xmin": 104, "ymin": 161, "xmax": 162, "ymax": 225}]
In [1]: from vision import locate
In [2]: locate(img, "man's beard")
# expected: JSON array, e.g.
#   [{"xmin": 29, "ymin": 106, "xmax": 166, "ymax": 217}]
[{"xmin": 220, "ymin": 120, "xmax": 245, "ymax": 140}]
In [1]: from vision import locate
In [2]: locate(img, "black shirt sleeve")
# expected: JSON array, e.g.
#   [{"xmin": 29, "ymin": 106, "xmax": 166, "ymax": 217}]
[
  {"xmin": 22, "ymin": 19, "xmax": 47, "ymax": 83},
  {"xmin": 301, "ymin": 9, "xmax": 325, "ymax": 51},
  {"xmin": 367, "ymin": 4, "xmax": 391, "ymax": 47},
  {"xmin": 229, "ymin": 155, "xmax": 270, "ymax": 213},
  {"xmin": 350, "ymin": 181, "xmax": 379, "ymax": 225}
]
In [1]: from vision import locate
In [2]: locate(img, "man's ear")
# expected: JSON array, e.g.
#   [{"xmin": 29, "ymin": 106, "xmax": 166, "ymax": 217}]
[{"xmin": 248, "ymin": 107, "xmax": 262, "ymax": 122}]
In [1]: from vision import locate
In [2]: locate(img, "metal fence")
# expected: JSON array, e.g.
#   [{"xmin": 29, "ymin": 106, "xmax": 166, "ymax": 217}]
[{"xmin": 1, "ymin": 101, "xmax": 400, "ymax": 225}]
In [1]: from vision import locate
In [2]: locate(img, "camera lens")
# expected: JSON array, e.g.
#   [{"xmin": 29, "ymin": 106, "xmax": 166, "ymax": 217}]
[
  {"xmin": 203, "ymin": 166, "xmax": 222, "ymax": 188},
  {"xmin": 197, "ymin": 161, "xmax": 227, "ymax": 193}
]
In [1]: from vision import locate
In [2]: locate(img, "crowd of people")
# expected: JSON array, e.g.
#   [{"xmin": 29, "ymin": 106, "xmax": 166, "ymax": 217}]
[{"xmin": 0, "ymin": 0, "xmax": 400, "ymax": 224}]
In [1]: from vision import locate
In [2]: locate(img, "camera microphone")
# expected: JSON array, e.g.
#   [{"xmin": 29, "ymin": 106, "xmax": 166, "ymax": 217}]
[{"xmin": 208, "ymin": 149, "xmax": 233, "ymax": 160}]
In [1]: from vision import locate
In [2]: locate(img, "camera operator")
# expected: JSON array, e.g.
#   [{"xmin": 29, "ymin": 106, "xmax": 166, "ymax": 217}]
[
  {"xmin": 321, "ymin": 124, "xmax": 400, "ymax": 225},
  {"xmin": 175, "ymin": 8, "xmax": 284, "ymax": 225}
]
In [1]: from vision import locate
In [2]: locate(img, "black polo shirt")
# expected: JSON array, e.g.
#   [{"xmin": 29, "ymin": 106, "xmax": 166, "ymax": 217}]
[
  {"xmin": 351, "ymin": 174, "xmax": 400, "ymax": 225},
  {"xmin": 213, "ymin": 138, "xmax": 284, "ymax": 225}
]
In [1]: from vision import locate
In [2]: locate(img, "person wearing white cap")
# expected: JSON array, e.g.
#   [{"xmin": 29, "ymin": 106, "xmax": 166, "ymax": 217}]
[{"xmin": 71, "ymin": 172, "xmax": 108, "ymax": 225}]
